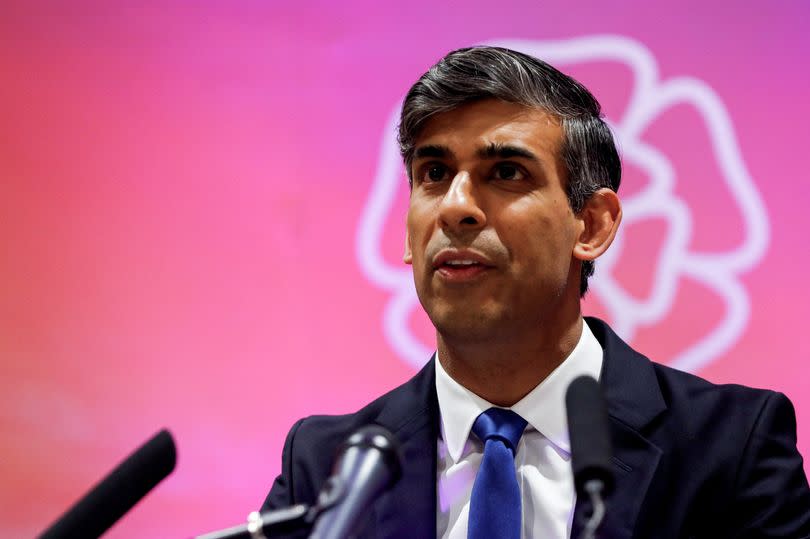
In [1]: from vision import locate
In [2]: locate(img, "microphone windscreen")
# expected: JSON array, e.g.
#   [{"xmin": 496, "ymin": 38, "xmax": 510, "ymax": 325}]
[
  {"xmin": 565, "ymin": 376, "xmax": 614, "ymax": 495},
  {"xmin": 338, "ymin": 425, "xmax": 402, "ymax": 483},
  {"xmin": 309, "ymin": 425, "xmax": 402, "ymax": 539},
  {"xmin": 39, "ymin": 429, "xmax": 177, "ymax": 539}
]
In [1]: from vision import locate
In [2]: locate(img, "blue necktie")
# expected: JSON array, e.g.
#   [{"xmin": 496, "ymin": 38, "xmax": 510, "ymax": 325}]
[{"xmin": 468, "ymin": 408, "xmax": 528, "ymax": 539}]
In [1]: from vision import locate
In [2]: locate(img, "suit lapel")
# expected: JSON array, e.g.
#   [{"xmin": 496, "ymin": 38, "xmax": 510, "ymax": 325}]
[
  {"xmin": 572, "ymin": 318, "xmax": 668, "ymax": 539},
  {"xmin": 366, "ymin": 358, "xmax": 440, "ymax": 539}
]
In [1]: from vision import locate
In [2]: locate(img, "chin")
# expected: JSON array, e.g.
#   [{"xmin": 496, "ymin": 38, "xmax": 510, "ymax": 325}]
[{"xmin": 428, "ymin": 306, "xmax": 505, "ymax": 343}]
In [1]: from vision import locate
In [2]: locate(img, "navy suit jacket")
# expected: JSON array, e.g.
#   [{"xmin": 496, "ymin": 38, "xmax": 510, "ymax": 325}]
[{"xmin": 262, "ymin": 318, "xmax": 810, "ymax": 538}]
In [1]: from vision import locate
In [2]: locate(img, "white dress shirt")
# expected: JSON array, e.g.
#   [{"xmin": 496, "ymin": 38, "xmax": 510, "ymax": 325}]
[{"xmin": 435, "ymin": 321, "xmax": 604, "ymax": 539}]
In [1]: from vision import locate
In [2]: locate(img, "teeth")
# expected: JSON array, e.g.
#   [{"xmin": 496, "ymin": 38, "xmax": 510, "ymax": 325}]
[{"xmin": 446, "ymin": 260, "xmax": 478, "ymax": 266}]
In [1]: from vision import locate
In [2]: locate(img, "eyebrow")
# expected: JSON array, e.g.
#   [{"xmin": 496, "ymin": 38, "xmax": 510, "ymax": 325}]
[
  {"xmin": 413, "ymin": 144, "xmax": 452, "ymax": 160},
  {"xmin": 477, "ymin": 142, "xmax": 540, "ymax": 162},
  {"xmin": 412, "ymin": 142, "xmax": 540, "ymax": 163}
]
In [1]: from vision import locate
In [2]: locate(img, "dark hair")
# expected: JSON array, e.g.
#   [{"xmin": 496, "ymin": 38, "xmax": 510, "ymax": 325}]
[{"xmin": 398, "ymin": 46, "xmax": 621, "ymax": 296}]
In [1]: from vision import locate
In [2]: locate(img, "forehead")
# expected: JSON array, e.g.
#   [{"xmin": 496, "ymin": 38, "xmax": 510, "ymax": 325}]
[{"xmin": 414, "ymin": 99, "xmax": 563, "ymax": 159}]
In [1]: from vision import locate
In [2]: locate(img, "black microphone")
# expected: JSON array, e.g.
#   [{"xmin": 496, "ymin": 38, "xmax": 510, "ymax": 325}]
[
  {"xmin": 566, "ymin": 375, "xmax": 614, "ymax": 539},
  {"xmin": 39, "ymin": 429, "xmax": 177, "ymax": 539},
  {"xmin": 308, "ymin": 425, "xmax": 402, "ymax": 539}
]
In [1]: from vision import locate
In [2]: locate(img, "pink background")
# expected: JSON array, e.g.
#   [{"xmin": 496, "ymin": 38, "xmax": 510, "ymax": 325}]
[{"xmin": 1, "ymin": 1, "xmax": 808, "ymax": 537}]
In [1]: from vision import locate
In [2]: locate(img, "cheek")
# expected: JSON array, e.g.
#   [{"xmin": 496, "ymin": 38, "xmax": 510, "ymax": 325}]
[
  {"xmin": 406, "ymin": 212, "xmax": 430, "ymax": 269},
  {"xmin": 508, "ymin": 217, "xmax": 577, "ymax": 271},
  {"xmin": 407, "ymin": 201, "xmax": 435, "ymax": 243}
]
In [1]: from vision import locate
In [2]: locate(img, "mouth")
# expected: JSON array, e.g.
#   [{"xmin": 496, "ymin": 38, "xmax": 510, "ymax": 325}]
[{"xmin": 432, "ymin": 251, "xmax": 495, "ymax": 283}]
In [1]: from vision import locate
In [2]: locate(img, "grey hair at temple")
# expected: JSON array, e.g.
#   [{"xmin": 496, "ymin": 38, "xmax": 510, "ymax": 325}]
[{"xmin": 397, "ymin": 46, "xmax": 622, "ymax": 296}]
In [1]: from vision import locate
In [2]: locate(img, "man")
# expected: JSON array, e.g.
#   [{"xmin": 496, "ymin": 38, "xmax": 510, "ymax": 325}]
[{"xmin": 262, "ymin": 47, "xmax": 810, "ymax": 538}]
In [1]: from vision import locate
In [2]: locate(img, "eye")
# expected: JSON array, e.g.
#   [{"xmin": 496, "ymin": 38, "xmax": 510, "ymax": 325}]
[
  {"xmin": 424, "ymin": 164, "xmax": 449, "ymax": 183},
  {"xmin": 492, "ymin": 163, "xmax": 525, "ymax": 181}
]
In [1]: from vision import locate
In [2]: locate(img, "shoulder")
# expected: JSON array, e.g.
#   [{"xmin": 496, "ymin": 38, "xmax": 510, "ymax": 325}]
[
  {"xmin": 262, "ymin": 359, "xmax": 437, "ymax": 509},
  {"xmin": 588, "ymin": 315, "xmax": 800, "ymax": 480},
  {"xmin": 292, "ymin": 357, "xmax": 437, "ymax": 448},
  {"xmin": 586, "ymin": 316, "xmax": 784, "ymax": 432},
  {"xmin": 652, "ymin": 359, "xmax": 784, "ymax": 419},
  {"xmin": 650, "ymin": 360, "xmax": 809, "ymax": 533},
  {"xmin": 587, "ymin": 317, "xmax": 810, "ymax": 533}
]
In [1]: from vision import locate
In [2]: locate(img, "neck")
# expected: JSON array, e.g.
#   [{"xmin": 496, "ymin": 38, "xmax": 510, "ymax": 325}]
[{"xmin": 437, "ymin": 311, "xmax": 584, "ymax": 407}]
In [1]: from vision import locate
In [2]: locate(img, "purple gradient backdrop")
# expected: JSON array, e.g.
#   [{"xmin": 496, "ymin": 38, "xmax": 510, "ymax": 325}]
[{"xmin": 1, "ymin": 1, "xmax": 808, "ymax": 537}]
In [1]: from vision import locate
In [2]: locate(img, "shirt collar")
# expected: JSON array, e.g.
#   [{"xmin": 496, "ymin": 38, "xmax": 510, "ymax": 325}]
[{"xmin": 434, "ymin": 320, "xmax": 604, "ymax": 463}]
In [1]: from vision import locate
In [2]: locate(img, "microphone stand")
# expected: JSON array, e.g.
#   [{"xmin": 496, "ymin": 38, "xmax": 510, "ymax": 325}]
[
  {"xmin": 195, "ymin": 504, "xmax": 312, "ymax": 539},
  {"xmin": 579, "ymin": 479, "xmax": 607, "ymax": 539},
  {"xmin": 196, "ymin": 425, "xmax": 400, "ymax": 539},
  {"xmin": 195, "ymin": 467, "xmax": 347, "ymax": 539}
]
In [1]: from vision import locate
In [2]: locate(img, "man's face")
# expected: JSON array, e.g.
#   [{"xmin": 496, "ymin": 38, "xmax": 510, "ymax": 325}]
[{"xmin": 404, "ymin": 99, "xmax": 584, "ymax": 342}]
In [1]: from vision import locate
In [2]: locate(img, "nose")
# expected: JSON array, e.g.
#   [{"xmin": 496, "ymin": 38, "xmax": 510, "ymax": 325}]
[{"xmin": 438, "ymin": 171, "xmax": 486, "ymax": 234}]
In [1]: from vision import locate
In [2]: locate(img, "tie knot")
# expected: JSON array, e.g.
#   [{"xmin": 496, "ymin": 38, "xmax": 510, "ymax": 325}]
[{"xmin": 472, "ymin": 408, "xmax": 527, "ymax": 453}]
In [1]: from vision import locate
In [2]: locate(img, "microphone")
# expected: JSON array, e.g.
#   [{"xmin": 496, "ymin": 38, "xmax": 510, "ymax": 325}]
[
  {"xmin": 565, "ymin": 375, "xmax": 614, "ymax": 539},
  {"xmin": 308, "ymin": 425, "xmax": 402, "ymax": 539},
  {"xmin": 194, "ymin": 425, "xmax": 402, "ymax": 539},
  {"xmin": 39, "ymin": 429, "xmax": 177, "ymax": 539}
]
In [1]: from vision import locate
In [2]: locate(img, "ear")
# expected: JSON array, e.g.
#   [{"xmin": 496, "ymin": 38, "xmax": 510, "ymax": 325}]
[
  {"xmin": 572, "ymin": 188, "xmax": 622, "ymax": 262},
  {"xmin": 403, "ymin": 227, "xmax": 413, "ymax": 264}
]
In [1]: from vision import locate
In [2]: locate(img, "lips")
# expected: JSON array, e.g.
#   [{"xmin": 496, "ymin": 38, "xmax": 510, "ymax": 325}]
[{"xmin": 432, "ymin": 250, "xmax": 494, "ymax": 282}]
